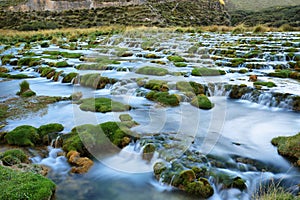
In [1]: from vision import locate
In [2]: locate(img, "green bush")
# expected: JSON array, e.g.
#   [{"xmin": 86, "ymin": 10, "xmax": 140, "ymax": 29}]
[
  {"xmin": 146, "ymin": 91, "xmax": 180, "ymax": 107},
  {"xmin": 136, "ymin": 66, "xmax": 168, "ymax": 76},
  {"xmin": 0, "ymin": 165, "xmax": 56, "ymax": 200},
  {"xmin": 191, "ymin": 95, "xmax": 214, "ymax": 110},
  {"xmin": 192, "ymin": 68, "xmax": 226, "ymax": 76},
  {"xmin": 4, "ymin": 125, "xmax": 39, "ymax": 146},
  {"xmin": 37, "ymin": 123, "xmax": 64, "ymax": 137},
  {"xmin": 79, "ymin": 98, "xmax": 131, "ymax": 113}
]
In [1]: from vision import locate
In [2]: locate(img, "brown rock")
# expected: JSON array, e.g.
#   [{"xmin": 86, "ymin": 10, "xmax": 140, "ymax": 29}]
[
  {"xmin": 67, "ymin": 150, "xmax": 93, "ymax": 174},
  {"xmin": 248, "ymin": 75, "xmax": 257, "ymax": 82}
]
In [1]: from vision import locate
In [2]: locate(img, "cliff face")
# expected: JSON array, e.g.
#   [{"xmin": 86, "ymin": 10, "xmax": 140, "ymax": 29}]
[{"xmin": 9, "ymin": 0, "xmax": 150, "ymax": 11}]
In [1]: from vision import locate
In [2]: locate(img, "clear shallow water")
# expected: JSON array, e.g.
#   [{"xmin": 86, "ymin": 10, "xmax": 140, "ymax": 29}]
[{"xmin": 1, "ymin": 31, "xmax": 300, "ymax": 199}]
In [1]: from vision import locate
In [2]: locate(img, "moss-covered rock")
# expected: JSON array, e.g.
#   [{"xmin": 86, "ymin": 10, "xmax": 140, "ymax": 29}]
[
  {"xmin": 192, "ymin": 67, "xmax": 226, "ymax": 76},
  {"xmin": 4, "ymin": 125, "xmax": 39, "ymax": 146},
  {"xmin": 55, "ymin": 61, "xmax": 70, "ymax": 68},
  {"xmin": 153, "ymin": 162, "xmax": 167, "ymax": 179},
  {"xmin": 0, "ymin": 149, "xmax": 28, "ymax": 166},
  {"xmin": 144, "ymin": 80, "xmax": 169, "ymax": 92},
  {"xmin": 185, "ymin": 178, "xmax": 214, "ymax": 198},
  {"xmin": 146, "ymin": 91, "xmax": 180, "ymax": 107},
  {"xmin": 142, "ymin": 143, "xmax": 156, "ymax": 161},
  {"xmin": 0, "ymin": 165, "xmax": 55, "ymax": 200},
  {"xmin": 79, "ymin": 97, "xmax": 131, "ymax": 113},
  {"xmin": 176, "ymin": 81, "xmax": 207, "ymax": 95},
  {"xmin": 191, "ymin": 94, "xmax": 214, "ymax": 110},
  {"xmin": 272, "ymin": 132, "xmax": 300, "ymax": 166},
  {"xmin": 62, "ymin": 72, "xmax": 78, "ymax": 83},
  {"xmin": 42, "ymin": 50, "xmax": 82, "ymax": 58},
  {"xmin": 80, "ymin": 73, "xmax": 116, "ymax": 89},
  {"xmin": 229, "ymin": 84, "xmax": 251, "ymax": 99},
  {"xmin": 119, "ymin": 114, "xmax": 133, "ymax": 122},
  {"xmin": 253, "ymin": 81, "xmax": 277, "ymax": 88},
  {"xmin": 37, "ymin": 123, "xmax": 64, "ymax": 138},
  {"xmin": 17, "ymin": 57, "xmax": 41, "ymax": 66},
  {"xmin": 174, "ymin": 62, "xmax": 187, "ymax": 67},
  {"xmin": 144, "ymin": 53, "xmax": 161, "ymax": 59},
  {"xmin": 167, "ymin": 55, "xmax": 186, "ymax": 62},
  {"xmin": 136, "ymin": 66, "xmax": 168, "ymax": 76}
]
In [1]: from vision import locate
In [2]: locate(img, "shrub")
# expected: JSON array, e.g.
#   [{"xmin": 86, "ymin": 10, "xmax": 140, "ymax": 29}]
[
  {"xmin": 191, "ymin": 95, "xmax": 214, "ymax": 110},
  {"xmin": 79, "ymin": 98, "xmax": 131, "ymax": 113},
  {"xmin": 0, "ymin": 165, "xmax": 56, "ymax": 200},
  {"xmin": 192, "ymin": 68, "xmax": 226, "ymax": 76},
  {"xmin": 136, "ymin": 66, "xmax": 168, "ymax": 76},
  {"xmin": 4, "ymin": 125, "xmax": 39, "ymax": 146}
]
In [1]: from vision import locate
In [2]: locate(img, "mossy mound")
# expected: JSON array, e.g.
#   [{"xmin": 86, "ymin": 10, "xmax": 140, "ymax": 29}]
[
  {"xmin": 144, "ymin": 80, "xmax": 169, "ymax": 92},
  {"xmin": 136, "ymin": 66, "xmax": 168, "ymax": 76},
  {"xmin": 0, "ymin": 165, "xmax": 55, "ymax": 200},
  {"xmin": 62, "ymin": 72, "xmax": 78, "ymax": 83},
  {"xmin": 79, "ymin": 97, "xmax": 131, "ymax": 113},
  {"xmin": 146, "ymin": 91, "xmax": 180, "ymax": 107},
  {"xmin": 0, "ymin": 149, "xmax": 28, "ymax": 166},
  {"xmin": 191, "ymin": 95, "xmax": 214, "ymax": 110},
  {"xmin": 54, "ymin": 61, "xmax": 70, "ymax": 68},
  {"xmin": 269, "ymin": 69, "xmax": 300, "ymax": 80},
  {"xmin": 272, "ymin": 132, "xmax": 300, "ymax": 166},
  {"xmin": 0, "ymin": 73, "xmax": 33, "ymax": 79},
  {"xmin": 253, "ymin": 81, "xmax": 277, "ymax": 88},
  {"xmin": 142, "ymin": 143, "xmax": 156, "ymax": 161},
  {"xmin": 42, "ymin": 50, "xmax": 82, "ymax": 58},
  {"xmin": 119, "ymin": 114, "xmax": 133, "ymax": 122},
  {"xmin": 192, "ymin": 67, "xmax": 226, "ymax": 76},
  {"xmin": 176, "ymin": 81, "xmax": 207, "ymax": 95},
  {"xmin": 17, "ymin": 57, "xmax": 41, "ymax": 67},
  {"xmin": 167, "ymin": 55, "xmax": 186, "ymax": 62},
  {"xmin": 174, "ymin": 62, "xmax": 187, "ymax": 67},
  {"xmin": 37, "ymin": 123, "xmax": 64, "ymax": 137},
  {"xmin": 185, "ymin": 178, "xmax": 214, "ymax": 197},
  {"xmin": 79, "ymin": 73, "xmax": 116, "ymax": 89},
  {"xmin": 4, "ymin": 125, "xmax": 39, "ymax": 146},
  {"xmin": 1, "ymin": 54, "xmax": 14, "ymax": 65}
]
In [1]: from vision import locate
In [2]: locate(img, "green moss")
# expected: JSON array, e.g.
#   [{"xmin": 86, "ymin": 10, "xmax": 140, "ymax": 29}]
[
  {"xmin": 79, "ymin": 97, "xmax": 131, "ymax": 113},
  {"xmin": 185, "ymin": 178, "xmax": 214, "ymax": 198},
  {"xmin": 272, "ymin": 132, "xmax": 300, "ymax": 166},
  {"xmin": 144, "ymin": 80, "xmax": 169, "ymax": 92},
  {"xmin": 62, "ymin": 72, "xmax": 78, "ymax": 83},
  {"xmin": 174, "ymin": 62, "xmax": 187, "ymax": 67},
  {"xmin": 1, "ymin": 54, "xmax": 14, "ymax": 65},
  {"xmin": 21, "ymin": 90, "xmax": 36, "ymax": 98},
  {"xmin": 146, "ymin": 91, "xmax": 180, "ymax": 107},
  {"xmin": 0, "ymin": 104, "xmax": 9, "ymax": 121},
  {"xmin": 144, "ymin": 53, "xmax": 161, "ymax": 59},
  {"xmin": 0, "ymin": 165, "xmax": 55, "ymax": 200},
  {"xmin": 231, "ymin": 58, "xmax": 246, "ymax": 67},
  {"xmin": 243, "ymin": 50, "xmax": 262, "ymax": 58},
  {"xmin": 167, "ymin": 55, "xmax": 186, "ymax": 62},
  {"xmin": 55, "ymin": 61, "xmax": 70, "ymax": 68},
  {"xmin": 0, "ymin": 73, "xmax": 33, "ymax": 79},
  {"xmin": 37, "ymin": 123, "xmax": 64, "ymax": 137},
  {"xmin": 80, "ymin": 73, "xmax": 115, "ymax": 89},
  {"xmin": 76, "ymin": 64, "xmax": 109, "ymax": 70},
  {"xmin": 191, "ymin": 95, "xmax": 214, "ymax": 110},
  {"xmin": 42, "ymin": 50, "xmax": 82, "ymax": 58},
  {"xmin": 176, "ymin": 81, "xmax": 206, "ymax": 95},
  {"xmin": 4, "ymin": 125, "xmax": 39, "ymax": 146},
  {"xmin": 136, "ymin": 66, "xmax": 168, "ymax": 76},
  {"xmin": 0, "ymin": 149, "xmax": 27, "ymax": 166},
  {"xmin": 17, "ymin": 57, "xmax": 41, "ymax": 66},
  {"xmin": 254, "ymin": 81, "xmax": 277, "ymax": 88},
  {"xmin": 39, "ymin": 67, "xmax": 55, "ymax": 77},
  {"xmin": 142, "ymin": 143, "xmax": 156, "ymax": 160},
  {"xmin": 153, "ymin": 162, "xmax": 167, "ymax": 176},
  {"xmin": 119, "ymin": 114, "xmax": 132, "ymax": 122},
  {"xmin": 192, "ymin": 68, "xmax": 226, "ymax": 76}
]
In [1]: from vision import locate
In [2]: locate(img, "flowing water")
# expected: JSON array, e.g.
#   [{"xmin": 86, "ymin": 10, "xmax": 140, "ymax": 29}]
[{"xmin": 1, "ymin": 30, "xmax": 300, "ymax": 199}]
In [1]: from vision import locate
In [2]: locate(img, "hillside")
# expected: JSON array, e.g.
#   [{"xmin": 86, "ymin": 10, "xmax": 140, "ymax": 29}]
[
  {"xmin": 226, "ymin": 0, "xmax": 300, "ymax": 11},
  {"xmin": 0, "ymin": 0, "xmax": 230, "ymax": 30}
]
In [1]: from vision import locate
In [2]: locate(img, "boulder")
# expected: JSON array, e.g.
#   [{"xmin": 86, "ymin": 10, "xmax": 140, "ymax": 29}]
[{"xmin": 67, "ymin": 150, "xmax": 93, "ymax": 174}]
